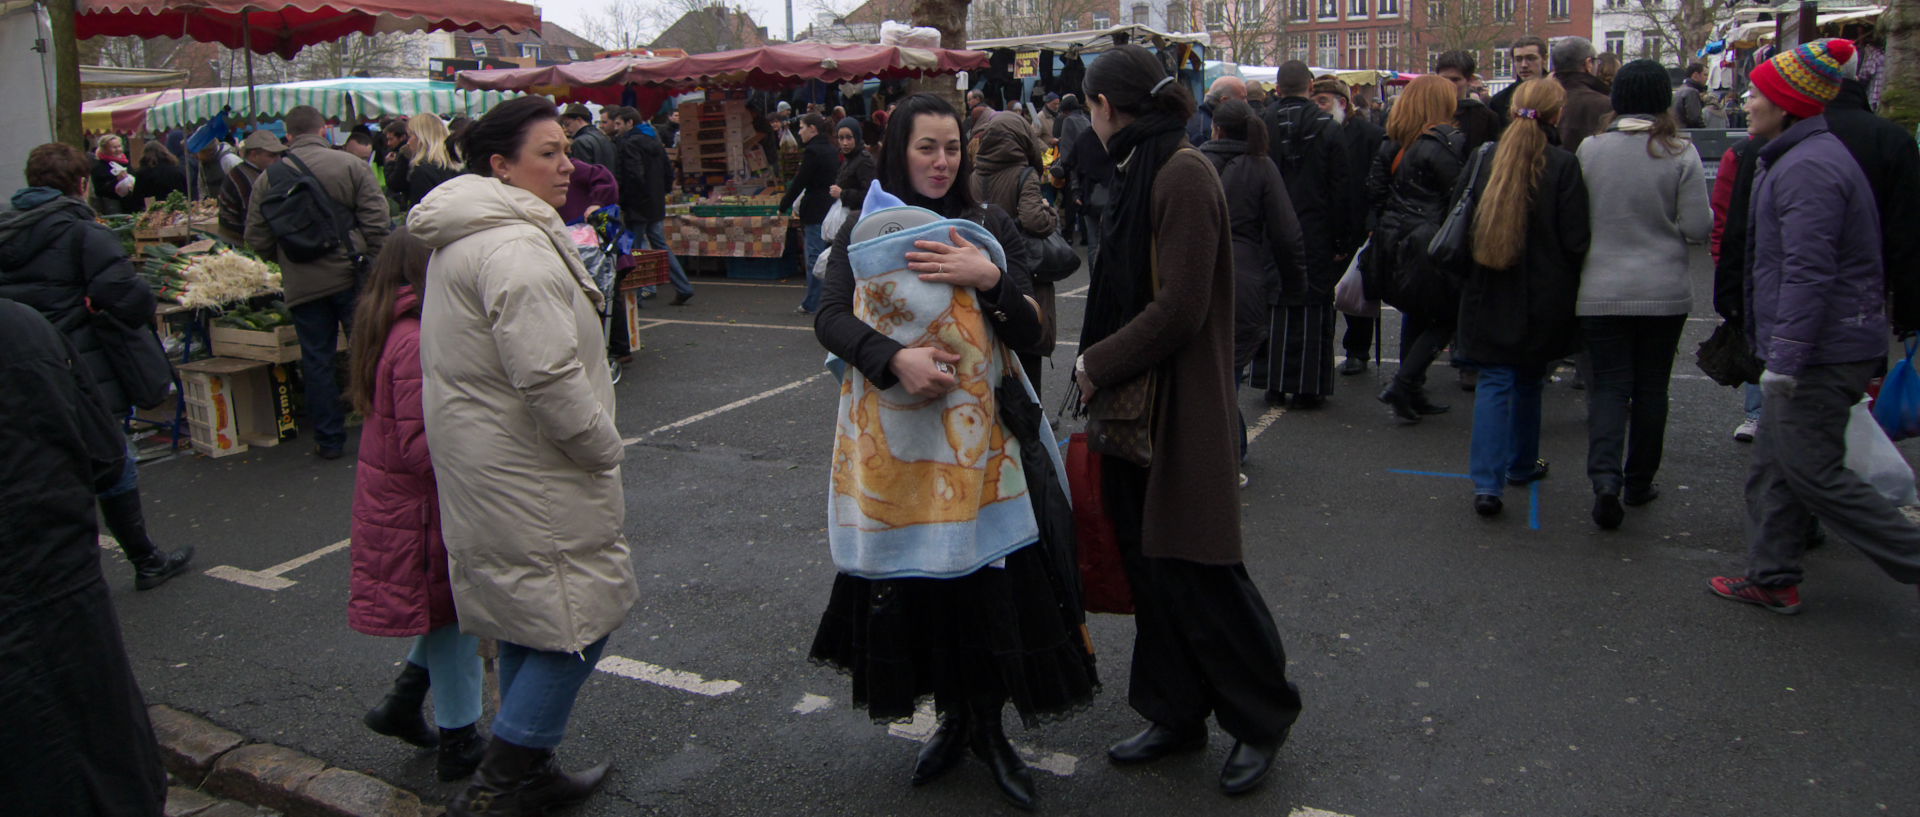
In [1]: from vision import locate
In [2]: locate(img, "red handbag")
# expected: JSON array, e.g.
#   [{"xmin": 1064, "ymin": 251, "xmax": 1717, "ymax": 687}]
[{"xmin": 1067, "ymin": 432, "xmax": 1135, "ymax": 615}]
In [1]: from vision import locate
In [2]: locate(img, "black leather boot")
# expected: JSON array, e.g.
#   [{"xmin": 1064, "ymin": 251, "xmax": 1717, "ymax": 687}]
[
  {"xmin": 967, "ymin": 702, "xmax": 1035, "ymax": 811},
  {"xmin": 101, "ymin": 489, "xmax": 193, "ymax": 590},
  {"xmin": 1377, "ymin": 383, "xmax": 1421, "ymax": 423},
  {"xmin": 1107, "ymin": 722, "xmax": 1208, "ymax": 764},
  {"xmin": 910, "ymin": 708, "xmax": 971, "ymax": 786},
  {"xmin": 449, "ymin": 737, "xmax": 610, "ymax": 817},
  {"xmin": 1219, "ymin": 738, "xmax": 1281, "ymax": 795},
  {"xmin": 438, "ymin": 724, "xmax": 487, "ymax": 782},
  {"xmin": 1408, "ymin": 390, "xmax": 1451, "ymax": 415},
  {"xmin": 363, "ymin": 662, "xmax": 438, "ymax": 748}
]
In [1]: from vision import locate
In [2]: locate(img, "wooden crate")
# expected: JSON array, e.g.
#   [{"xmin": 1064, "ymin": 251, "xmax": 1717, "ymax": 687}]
[{"xmin": 211, "ymin": 325, "xmax": 300, "ymax": 363}]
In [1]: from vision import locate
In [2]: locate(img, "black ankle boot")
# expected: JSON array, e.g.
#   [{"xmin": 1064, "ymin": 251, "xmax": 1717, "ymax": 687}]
[
  {"xmin": 363, "ymin": 663, "xmax": 438, "ymax": 748},
  {"xmin": 910, "ymin": 708, "xmax": 971, "ymax": 786},
  {"xmin": 966, "ymin": 702, "xmax": 1035, "ymax": 811},
  {"xmin": 449, "ymin": 737, "xmax": 610, "ymax": 817},
  {"xmin": 101, "ymin": 489, "xmax": 193, "ymax": 590},
  {"xmin": 1408, "ymin": 390, "xmax": 1451, "ymax": 415},
  {"xmin": 438, "ymin": 724, "xmax": 487, "ymax": 782},
  {"xmin": 1377, "ymin": 383, "xmax": 1421, "ymax": 423}
]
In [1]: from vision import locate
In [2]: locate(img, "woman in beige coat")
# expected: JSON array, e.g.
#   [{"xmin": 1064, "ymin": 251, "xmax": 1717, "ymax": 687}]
[{"xmin": 408, "ymin": 96, "xmax": 634, "ymax": 817}]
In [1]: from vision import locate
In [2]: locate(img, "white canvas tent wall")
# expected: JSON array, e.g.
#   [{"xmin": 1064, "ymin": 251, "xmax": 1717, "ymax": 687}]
[{"xmin": 2, "ymin": 0, "xmax": 56, "ymax": 191}]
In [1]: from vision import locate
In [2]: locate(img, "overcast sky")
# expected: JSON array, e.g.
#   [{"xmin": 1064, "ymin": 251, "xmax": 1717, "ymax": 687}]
[{"xmin": 536, "ymin": 0, "xmax": 825, "ymax": 47}]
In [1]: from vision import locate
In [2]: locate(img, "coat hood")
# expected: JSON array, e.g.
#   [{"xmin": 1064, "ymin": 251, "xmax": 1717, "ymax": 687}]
[
  {"xmin": 975, "ymin": 111, "xmax": 1043, "ymax": 174},
  {"xmin": 393, "ymin": 284, "xmax": 422, "ymax": 320},
  {"xmin": 0, "ymin": 189, "xmax": 91, "ymax": 269},
  {"xmin": 406, "ymin": 174, "xmax": 603, "ymax": 308}
]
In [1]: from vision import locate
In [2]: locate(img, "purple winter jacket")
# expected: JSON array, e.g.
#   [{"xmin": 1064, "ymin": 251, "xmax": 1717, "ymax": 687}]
[{"xmin": 1746, "ymin": 115, "xmax": 1887, "ymax": 375}]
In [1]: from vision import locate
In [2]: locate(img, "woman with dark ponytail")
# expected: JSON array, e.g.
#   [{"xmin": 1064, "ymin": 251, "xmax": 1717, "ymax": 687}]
[
  {"xmin": 1075, "ymin": 45, "xmax": 1303, "ymax": 796},
  {"xmin": 1453, "ymin": 78, "xmax": 1590, "ymax": 518},
  {"xmin": 1196, "ymin": 98, "xmax": 1309, "ymax": 463}
]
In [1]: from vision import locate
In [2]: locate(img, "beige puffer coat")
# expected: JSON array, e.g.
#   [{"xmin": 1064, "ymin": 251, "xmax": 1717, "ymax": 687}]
[{"xmin": 407, "ymin": 174, "xmax": 635, "ymax": 654}]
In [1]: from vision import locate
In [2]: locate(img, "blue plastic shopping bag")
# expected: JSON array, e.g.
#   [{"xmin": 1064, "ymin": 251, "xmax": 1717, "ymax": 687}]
[{"xmin": 1872, "ymin": 339, "xmax": 1920, "ymax": 440}]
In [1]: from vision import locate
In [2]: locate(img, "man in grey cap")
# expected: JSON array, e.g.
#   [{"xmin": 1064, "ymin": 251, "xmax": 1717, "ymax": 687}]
[
  {"xmin": 218, "ymin": 130, "xmax": 286, "ymax": 243},
  {"xmin": 561, "ymin": 102, "xmax": 616, "ymax": 171}
]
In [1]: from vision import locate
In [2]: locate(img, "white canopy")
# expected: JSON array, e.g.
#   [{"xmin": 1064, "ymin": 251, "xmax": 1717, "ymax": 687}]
[{"xmin": 967, "ymin": 24, "xmax": 1209, "ymax": 54}]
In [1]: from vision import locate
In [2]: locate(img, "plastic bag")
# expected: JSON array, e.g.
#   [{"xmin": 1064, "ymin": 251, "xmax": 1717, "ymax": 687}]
[
  {"xmin": 1334, "ymin": 239, "xmax": 1378, "ymax": 317},
  {"xmin": 1847, "ymin": 397, "xmax": 1918, "ymax": 506},
  {"xmin": 880, "ymin": 20, "xmax": 941, "ymax": 49},
  {"xmin": 1872, "ymin": 338, "xmax": 1920, "ymax": 440}
]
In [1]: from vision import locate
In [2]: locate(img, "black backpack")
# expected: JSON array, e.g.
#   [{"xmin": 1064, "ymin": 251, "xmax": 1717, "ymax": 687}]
[{"xmin": 257, "ymin": 153, "xmax": 356, "ymax": 263}]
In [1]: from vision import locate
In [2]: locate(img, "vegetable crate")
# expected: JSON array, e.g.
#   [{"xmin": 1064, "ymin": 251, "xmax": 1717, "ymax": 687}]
[
  {"xmin": 621, "ymin": 250, "xmax": 672, "ymax": 290},
  {"xmin": 179, "ymin": 366, "xmax": 249, "ymax": 459},
  {"xmin": 211, "ymin": 325, "xmax": 300, "ymax": 363}
]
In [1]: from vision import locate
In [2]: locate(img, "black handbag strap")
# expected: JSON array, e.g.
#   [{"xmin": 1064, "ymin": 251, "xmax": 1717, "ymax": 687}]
[{"xmin": 1460, "ymin": 142, "xmax": 1495, "ymax": 201}]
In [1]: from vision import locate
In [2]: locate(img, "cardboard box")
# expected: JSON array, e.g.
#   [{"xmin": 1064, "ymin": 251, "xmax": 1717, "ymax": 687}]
[
  {"xmin": 211, "ymin": 324, "xmax": 300, "ymax": 363},
  {"xmin": 178, "ymin": 357, "xmax": 295, "ymax": 454}
]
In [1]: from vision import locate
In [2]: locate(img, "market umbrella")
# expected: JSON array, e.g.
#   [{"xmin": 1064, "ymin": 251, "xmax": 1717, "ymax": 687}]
[
  {"xmin": 147, "ymin": 78, "xmax": 522, "ymax": 130},
  {"xmin": 76, "ymin": 0, "xmax": 541, "ymax": 113}
]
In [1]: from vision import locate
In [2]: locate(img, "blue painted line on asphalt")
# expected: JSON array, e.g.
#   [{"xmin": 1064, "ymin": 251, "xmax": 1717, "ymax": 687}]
[
  {"xmin": 1529, "ymin": 479, "xmax": 1542, "ymax": 530},
  {"xmin": 1386, "ymin": 468, "xmax": 1471, "ymax": 479}
]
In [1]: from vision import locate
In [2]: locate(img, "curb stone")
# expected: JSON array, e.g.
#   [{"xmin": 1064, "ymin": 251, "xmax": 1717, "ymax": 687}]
[{"xmin": 150, "ymin": 705, "xmax": 435, "ymax": 817}]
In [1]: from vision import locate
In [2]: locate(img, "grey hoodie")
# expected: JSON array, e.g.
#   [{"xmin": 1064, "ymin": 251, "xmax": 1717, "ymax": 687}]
[{"xmin": 1574, "ymin": 116, "xmax": 1712, "ymax": 316}]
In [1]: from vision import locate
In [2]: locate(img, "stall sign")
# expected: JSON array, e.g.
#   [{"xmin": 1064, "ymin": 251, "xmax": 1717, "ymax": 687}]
[{"xmin": 1014, "ymin": 51, "xmax": 1041, "ymax": 79}]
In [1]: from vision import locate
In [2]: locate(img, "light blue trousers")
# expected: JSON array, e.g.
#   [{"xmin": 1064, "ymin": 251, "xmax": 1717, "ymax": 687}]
[{"xmin": 404, "ymin": 624, "xmax": 484, "ymax": 730}]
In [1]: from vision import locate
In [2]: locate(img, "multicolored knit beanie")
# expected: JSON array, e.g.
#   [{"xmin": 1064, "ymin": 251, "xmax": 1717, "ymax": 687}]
[{"xmin": 1749, "ymin": 38, "xmax": 1854, "ymax": 118}]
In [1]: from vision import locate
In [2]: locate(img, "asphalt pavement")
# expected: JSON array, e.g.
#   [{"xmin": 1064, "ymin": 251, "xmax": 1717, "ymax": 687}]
[{"xmin": 111, "ymin": 247, "xmax": 1920, "ymax": 817}]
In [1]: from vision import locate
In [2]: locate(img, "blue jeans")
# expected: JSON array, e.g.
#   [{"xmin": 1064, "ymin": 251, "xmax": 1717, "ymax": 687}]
[
  {"xmin": 493, "ymin": 635, "xmax": 609, "ymax": 749},
  {"xmin": 638, "ymin": 220, "xmax": 692, "ymax": 297},
  {"xmin": 799, "ymin": 223, "xmax": 827, "ymax": 313},
  {"xmin": 1744, "ymin": 383, "xmax": 1763, "ymax": 421},
  {"xmin": 101, "ymin": 437, "xmax": 139, "ymax": 498},
  {"xmin": 290, "ymin": 289, "xmax": 356, "ymax": 449},
  {"xmin": 1469, "ymin": 364, "xmax": 1546, "ymax": 497},
  {"xmin": 405, "ymin": 624, "xmax": 484, "ymax": 730}
]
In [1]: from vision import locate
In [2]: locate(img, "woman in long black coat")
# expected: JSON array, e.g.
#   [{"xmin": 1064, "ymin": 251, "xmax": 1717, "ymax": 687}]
[
  {"xmin": 1196, "ymin": 99, "xmax": 1308, "ymax": 460},
  {"xmin": 0, "ymin": 298, "xmax": 167, "ymax": 815}
]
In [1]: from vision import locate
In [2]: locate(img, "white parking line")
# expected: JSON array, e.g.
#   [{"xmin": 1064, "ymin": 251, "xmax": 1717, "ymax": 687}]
[
  {"xmin": 639, "ymin": 318, "xmax": 812, "ymax": 332},
  {"xmin": 204, "ymin": 538, "xmax": 351, "ymax": 591},
  {"xmin": 595, "ymin": 654, "xmax": 742, "ymax": 696},
  {"xmin": 623, "ymin": 372, "xmax": 831, "ymax": 445},
  {"xmin": 1245, "ymin": 406, "xmax": 1287, "ymax": 444},
  {"xmin": 1059, "ymin": 283, "xmax": 1090, "ymax": 298},
  {"xmin": 1289, "ymin": 808, "xmax": 1359, "ymax": 817},
  {"xmin": 792, "ymin": 693, "xmax": 834, "ymax": 714}
]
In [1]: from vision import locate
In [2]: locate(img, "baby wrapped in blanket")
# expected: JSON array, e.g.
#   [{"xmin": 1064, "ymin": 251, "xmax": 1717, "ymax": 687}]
[{"xmin": 827, "ymin": 182, "xmax": 1065, "ymax": 579}]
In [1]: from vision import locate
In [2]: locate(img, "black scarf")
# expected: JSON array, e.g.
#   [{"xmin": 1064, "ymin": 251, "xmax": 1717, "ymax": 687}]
[{"xmin": 1081, "ymin": 113, "xmax": 1188, "ymax": 352}]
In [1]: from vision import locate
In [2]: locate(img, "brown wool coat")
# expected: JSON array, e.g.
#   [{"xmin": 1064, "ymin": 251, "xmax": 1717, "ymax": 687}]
[{"xmin": 1081, "ymin": 145, "xmax": 1243, "ymax": 565}]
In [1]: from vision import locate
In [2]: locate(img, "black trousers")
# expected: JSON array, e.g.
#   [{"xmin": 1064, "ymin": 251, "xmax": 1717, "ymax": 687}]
[
  {"xmin": 1103, "ymin": 460, "xmax": 1303, "ymax": 745},
  {"xmin": 1581, "ymin": 315, "xmax": 1686, "ymax": 494},
  {"xmin": 1395, "ymin": 311, "xmax": 1454, "ymax": 392},
  {"xmin": 1342, "ymin": 314, "xmax": 1376, "ymax": 359}
]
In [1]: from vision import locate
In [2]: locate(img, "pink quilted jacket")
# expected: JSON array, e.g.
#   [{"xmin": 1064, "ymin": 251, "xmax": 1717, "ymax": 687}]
[{"xmin": 348, "ymin": 286, "xmax": 455, "ymax": 636}]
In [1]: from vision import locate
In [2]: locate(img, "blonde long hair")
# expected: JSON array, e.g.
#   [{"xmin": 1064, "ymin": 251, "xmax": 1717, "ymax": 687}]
[
  {"xmin": 406, "ymin": 113, "xmax": 458, "ymax": 171},
  {"xmin": 1471, "ymin": 78, "xmax": 1566, "ymax": 270}
]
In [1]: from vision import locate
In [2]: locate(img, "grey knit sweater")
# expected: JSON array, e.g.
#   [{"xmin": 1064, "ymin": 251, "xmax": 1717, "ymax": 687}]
[{"xmin": 1573, "ymin": 116, "xmax": 1713, "ymax": 316}]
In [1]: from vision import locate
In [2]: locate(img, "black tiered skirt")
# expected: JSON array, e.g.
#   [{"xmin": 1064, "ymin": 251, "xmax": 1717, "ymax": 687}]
[{"xmin": 809, "ymin": 543, "xmax": 1099, "ymax": 728}]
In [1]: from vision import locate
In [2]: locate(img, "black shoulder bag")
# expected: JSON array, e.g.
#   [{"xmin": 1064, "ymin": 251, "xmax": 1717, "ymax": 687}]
[
  {"xmin": 1018, "ymin": 166, "xmax": 1082, "ymax": 283},
  {"xmin": 1428, "ymin": 142, "xmax": 1494, "ymax": 271}
]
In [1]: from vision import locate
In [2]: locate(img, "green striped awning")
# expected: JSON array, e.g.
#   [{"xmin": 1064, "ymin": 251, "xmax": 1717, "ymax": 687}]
[{"xmin": 148, "ymin": 78, "xmax": 521, "ymax": 130}]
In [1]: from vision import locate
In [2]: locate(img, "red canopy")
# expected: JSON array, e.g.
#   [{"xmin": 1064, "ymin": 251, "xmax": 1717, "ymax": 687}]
[
  {"xmin": 457, "ymin": 43, "xmax": 991, "ymax": 96},
  {"xmin": 76, "ymin": 0, "xmax": 542, "ymax": 60}
]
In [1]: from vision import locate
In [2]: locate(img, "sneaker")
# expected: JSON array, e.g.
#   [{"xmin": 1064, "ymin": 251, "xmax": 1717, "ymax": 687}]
[
  {"xmin": 1733, "ymin": 418, "xmax": 1758, "ymax": 442},
  {"xmin": 1338, "ymin": 357, "xmax": 1367, "ymax": 376},
  {"xmin": 314, "ymin": 444, "xmax": 343, "ymax": 461},
  {"xmin": 670, "ymin": 291, "xmax": 694, "ymax": 306},
  {"xmin": 1473, "ymin": 494, "xmax": 1502, "ymax": 517},
  {"xmin": 1708, "ymin": 576, "xmax": 1801, "ymax": 614},
  {"xmin": 1506, "ymin": 459, "xmax": 1550, "ymax": 486}
]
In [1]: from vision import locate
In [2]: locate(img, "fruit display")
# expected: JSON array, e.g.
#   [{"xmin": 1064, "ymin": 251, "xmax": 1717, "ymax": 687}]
[{"xmin": 135, "ymin": 193, "xmax": 218, "ymax": 233}]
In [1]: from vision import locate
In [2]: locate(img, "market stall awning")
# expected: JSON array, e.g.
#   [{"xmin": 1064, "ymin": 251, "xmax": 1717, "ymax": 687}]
[
  {"xmin": 147, "ymin": 78, "xmax": 522, "ymax": 130},
  {"xmin": 967, "ymin": 24, "xmax": 1209, "ymax": 54},
  {"xmin": 75, "ymin": 0, "xmax": 542, "ymax": 59},
  {"xmin": 456, "ymin": 43, "xmax": 991, "ymax": 95},
  {"xmin": 81, "ymin": 65, "xmax": 191, "ymax": 88},
  {"xmin": 83, "ymin": 87, "xmax": 217, "ymax": 133}
]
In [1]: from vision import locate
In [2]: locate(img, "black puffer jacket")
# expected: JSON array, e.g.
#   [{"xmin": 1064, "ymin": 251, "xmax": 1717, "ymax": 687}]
[
  {"xmin": 615, "ymin": 129, "xmax": 673, "ymax": 224},
  {"xmin": 0, "ymin": 188, "xmax": 156, "ymax": 414},
  {"xmin": 835, "ymin": 148, "xmax": 875, "ymax": 211},
  {"xmin": 1198, "ymin": 138, "xmax": 1308, "ymax": 369},
  {"xmin": 1366, "ymin": 125, "xmax": 1466, "ymax": 317}
]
